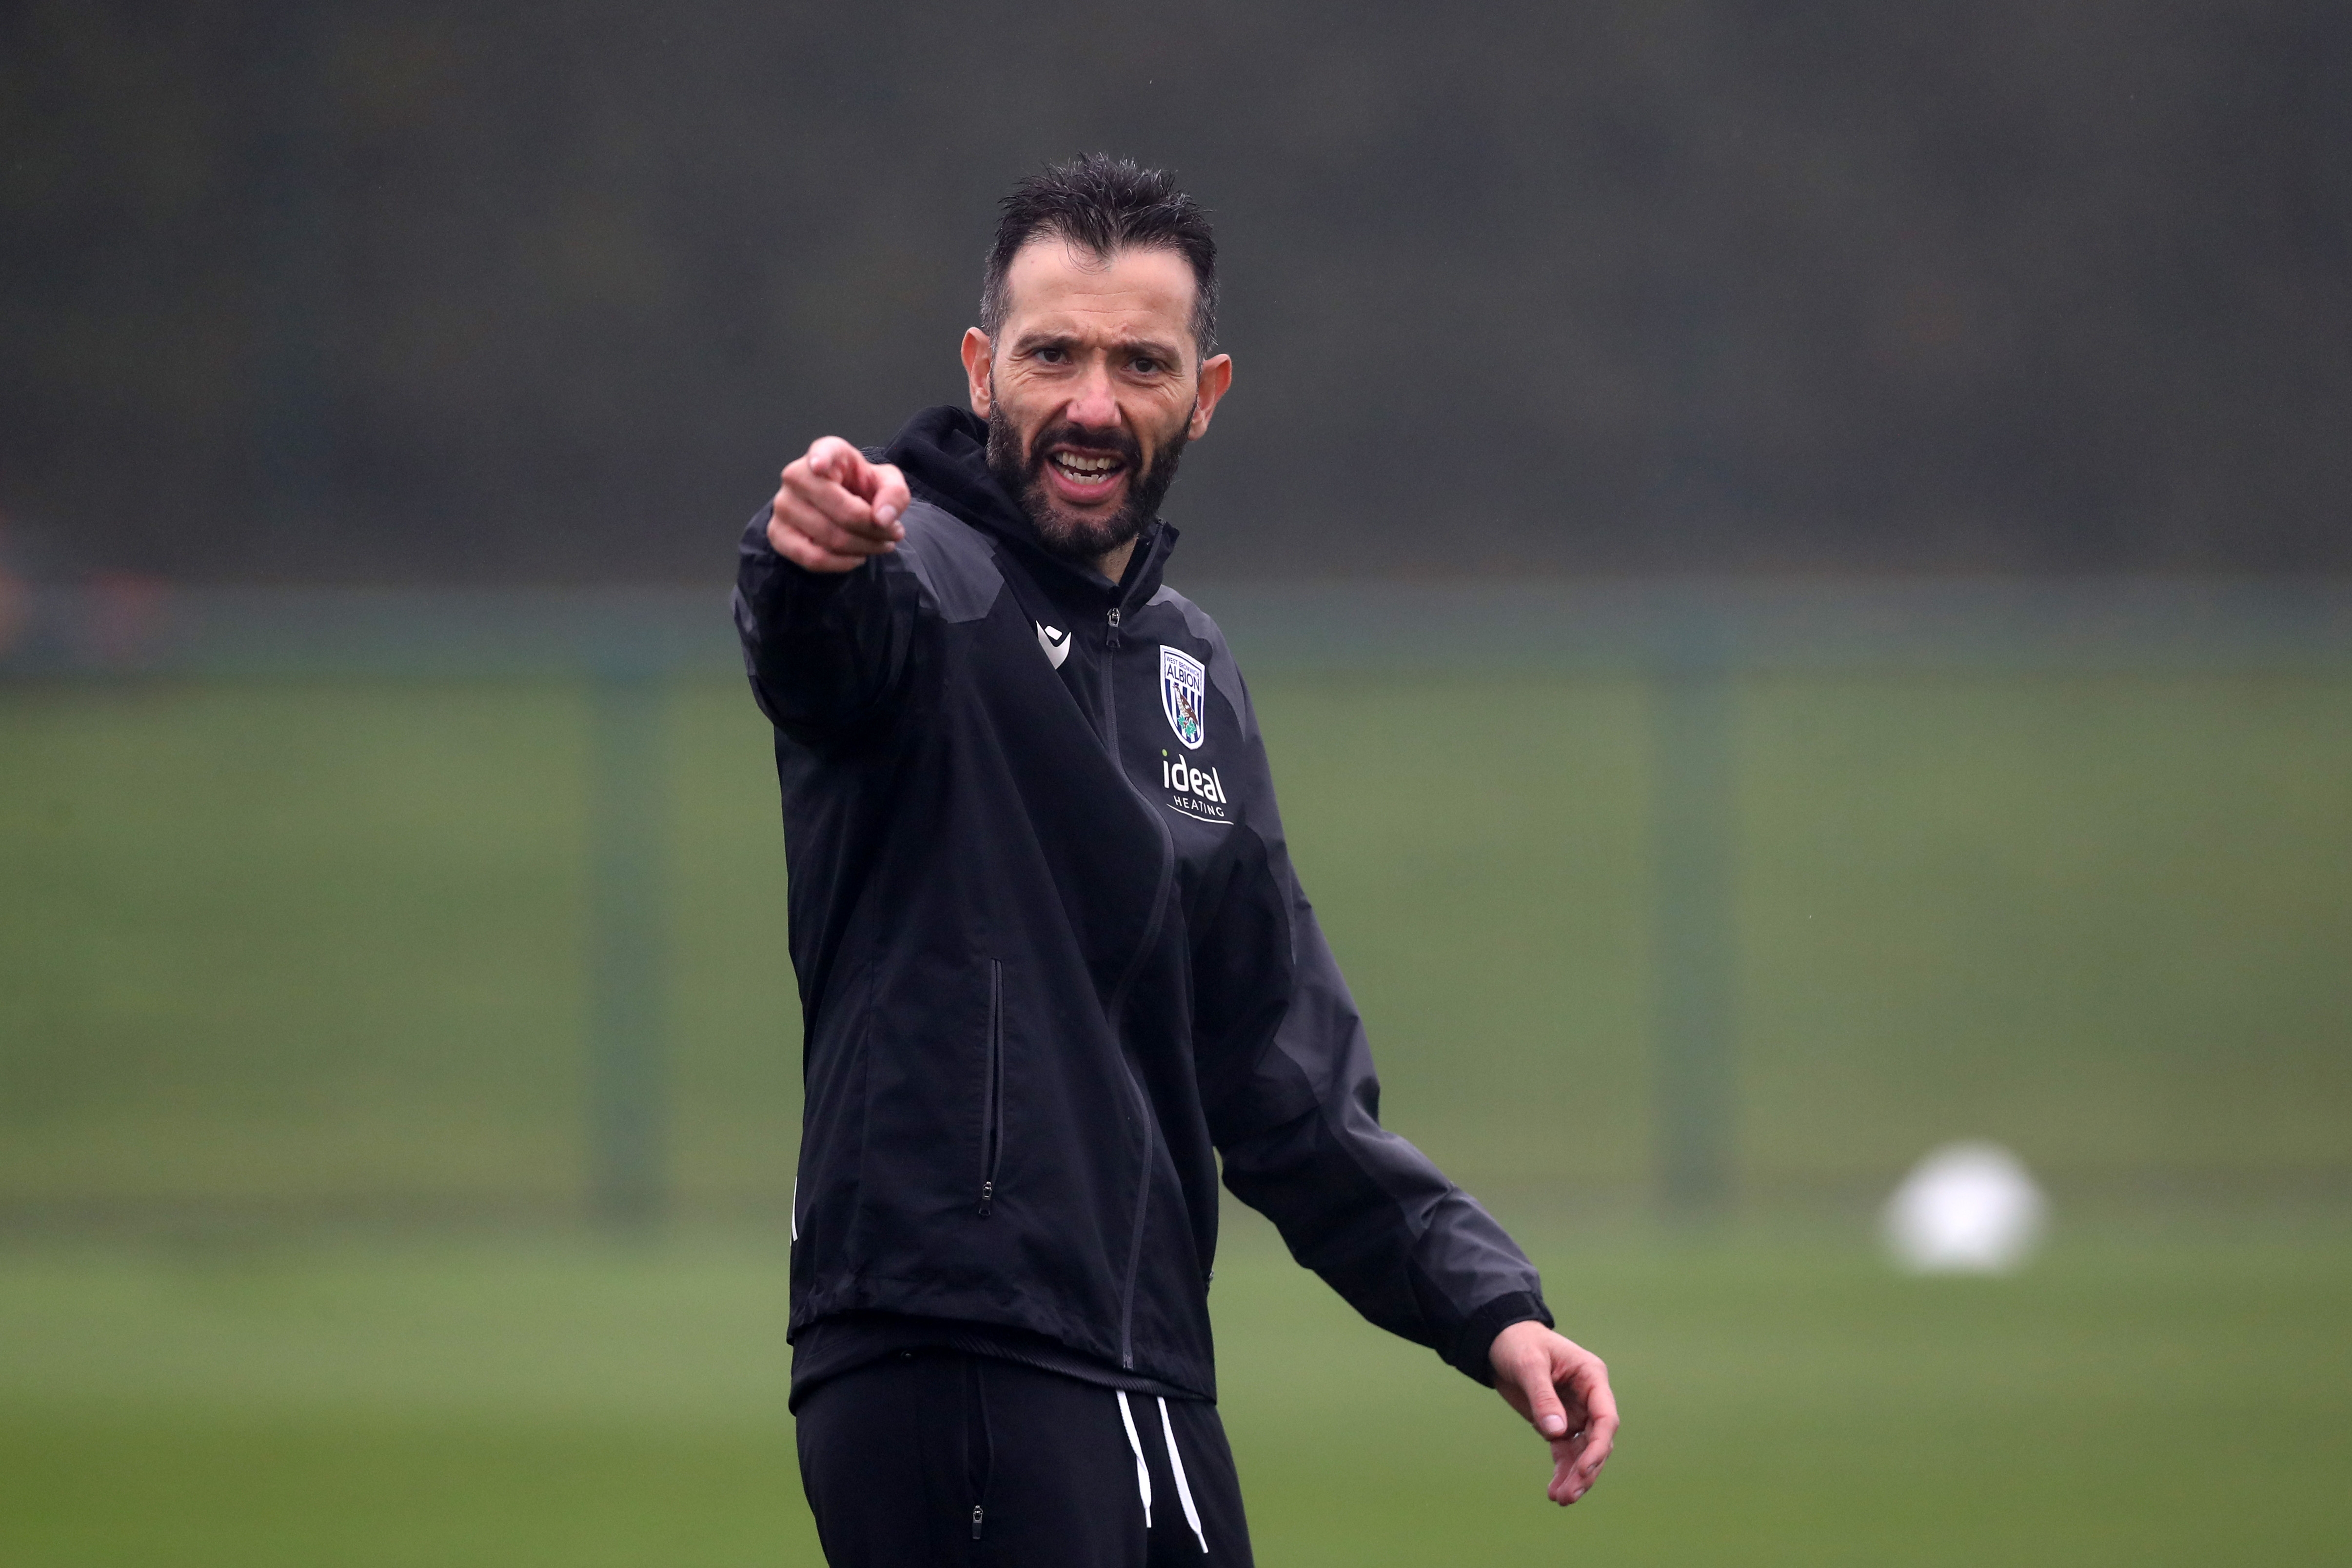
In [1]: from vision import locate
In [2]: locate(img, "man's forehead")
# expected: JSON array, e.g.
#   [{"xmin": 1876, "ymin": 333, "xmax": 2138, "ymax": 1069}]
[{"xmin": 1000, "ymin": 238, "xmax": 1196, "ymax": 336}]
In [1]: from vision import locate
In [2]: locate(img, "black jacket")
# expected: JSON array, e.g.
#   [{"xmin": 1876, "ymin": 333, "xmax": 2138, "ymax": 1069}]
[{"xmin": 735, "ymin": 406, "xmax": 1551, "ymax": 1403}]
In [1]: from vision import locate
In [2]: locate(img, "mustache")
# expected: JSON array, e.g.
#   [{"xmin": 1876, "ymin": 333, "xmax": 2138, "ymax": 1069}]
[{"xmin": 1025, "ymin": 420, "xmax": 1142, "ymax": 472}]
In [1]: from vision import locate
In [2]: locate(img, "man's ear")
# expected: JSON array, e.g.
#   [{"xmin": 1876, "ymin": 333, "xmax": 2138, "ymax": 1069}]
[
  {"xmin": 1187, "ymin": 353, "xmax": 1234, "ymax": 439},
  {"xmin": 962, "ymin": 328, "xmax": 994, "ymax": 417}
]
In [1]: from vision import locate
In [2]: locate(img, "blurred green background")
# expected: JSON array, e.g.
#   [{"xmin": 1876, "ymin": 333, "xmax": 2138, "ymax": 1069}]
[{"xmin": 5, "ymin": 642, "xmax": 2349, "ymax": 1563}]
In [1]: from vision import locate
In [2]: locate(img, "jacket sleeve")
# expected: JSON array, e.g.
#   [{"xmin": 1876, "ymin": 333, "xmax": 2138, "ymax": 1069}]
[
  {"xmin": 732, "ymin": 508, "xmax": 919, "ymax": 738},
  {"xmin": 1196, "ymin": 665, "xmax": 1554, "ymax": 1387}
]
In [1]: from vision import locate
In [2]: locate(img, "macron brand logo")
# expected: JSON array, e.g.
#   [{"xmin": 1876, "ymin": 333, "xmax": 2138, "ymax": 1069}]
[{"xmin": 1036, "ymin": 622, "xmax": 1071, "ymax": 670}]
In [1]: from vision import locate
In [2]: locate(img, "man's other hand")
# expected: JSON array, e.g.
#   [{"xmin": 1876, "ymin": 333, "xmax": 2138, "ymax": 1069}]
[
  {"xmin": 1489, "ymin": 1320, "xmax": 1618, "ymax": 1506},
  {"xmin": 767, "ymin": 437, "xmax": 911, "ymax": 572}
]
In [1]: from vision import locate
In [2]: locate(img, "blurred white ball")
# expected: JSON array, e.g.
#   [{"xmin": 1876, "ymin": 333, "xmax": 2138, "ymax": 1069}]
[{"xmin": 1882, "ymin": 1141, "xmax": 2046, "ymax": 1274}]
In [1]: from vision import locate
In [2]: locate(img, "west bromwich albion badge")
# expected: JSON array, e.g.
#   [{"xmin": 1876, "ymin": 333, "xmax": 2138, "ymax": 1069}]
[{"xmin": 1160, "ymin": 646, "xmax": 1207, "ymax": 750}]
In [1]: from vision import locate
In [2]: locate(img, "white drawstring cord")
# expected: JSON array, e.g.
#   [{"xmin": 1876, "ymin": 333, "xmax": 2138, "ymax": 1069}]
[
  {"xmin": 1116, "ymin": 1391, "xmax": 1153, "ymax": 1528},
  {"xmin": 1157, "ymin": 1397, "xmax": 1209, "ymax": 1554}
]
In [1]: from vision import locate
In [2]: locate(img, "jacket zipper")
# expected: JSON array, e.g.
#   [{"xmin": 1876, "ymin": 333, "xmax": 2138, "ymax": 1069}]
[
  {"xmin": 978, "ymin": 958, "xmax": 1003, "ymax": 1216},
  {"xmin": 1115, "ymin": 1075, "xmax": 1158, "ymax": 1369},
  {"xmin": 1095, "ymin": 598, "xmax": 1178, "ymax": 1370}
]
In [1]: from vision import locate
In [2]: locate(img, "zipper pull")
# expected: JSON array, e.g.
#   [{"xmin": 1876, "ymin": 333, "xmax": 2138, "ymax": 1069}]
[
  {"xmin": 978, "ymin": 1180, "xmax": 993, "ymax": 1217},
  {"xmin": 1107, "ymin": 606, "xmax": 1122, "ymax": 649},
  {"xmin": 972, "ymin": 1504, "xmax": 984, "ymax": 1540}
]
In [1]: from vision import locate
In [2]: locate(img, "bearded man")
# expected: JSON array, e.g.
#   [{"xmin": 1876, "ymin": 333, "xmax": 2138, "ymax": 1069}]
[{"xmin": 734, "ymin": 155, "xmax": 1617, "ymax": 1566}]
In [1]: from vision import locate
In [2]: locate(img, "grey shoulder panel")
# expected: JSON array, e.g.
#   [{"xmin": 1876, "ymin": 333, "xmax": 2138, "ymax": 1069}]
[
  {"xmin": 897, "ymin": 501, "xmax": 1003, "ymax": 624},
  {"xmin": 1149, "ymin": 584, "xmax": 1256, "ymax": 742}
]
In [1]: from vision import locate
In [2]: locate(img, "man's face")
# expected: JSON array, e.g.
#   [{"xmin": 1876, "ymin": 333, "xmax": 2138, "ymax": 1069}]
[{"xmin": 961, "ymin": 239, "xmax": 1233, "ymax": 568}]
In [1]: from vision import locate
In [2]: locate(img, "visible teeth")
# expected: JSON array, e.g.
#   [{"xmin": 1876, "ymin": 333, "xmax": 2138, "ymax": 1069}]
[{"xmin": 1054, "ymin": 453, "xmax": 1119, "ymax": 474}]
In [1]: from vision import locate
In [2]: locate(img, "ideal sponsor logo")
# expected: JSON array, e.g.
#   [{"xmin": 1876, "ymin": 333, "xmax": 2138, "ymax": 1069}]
[
  {"xmin": 1160, "ymin": 645, "xmax": 1206, "ymax": 749},
  {"xmin": 1160, "ymin": 749, "xmax": 1228, "ymax": 818}
]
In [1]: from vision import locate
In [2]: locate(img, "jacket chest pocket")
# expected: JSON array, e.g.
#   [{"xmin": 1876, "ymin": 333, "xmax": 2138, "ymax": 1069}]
[{"xmin": 977, "ymin": 958, "xmax": 1004, "ymax": 1216}]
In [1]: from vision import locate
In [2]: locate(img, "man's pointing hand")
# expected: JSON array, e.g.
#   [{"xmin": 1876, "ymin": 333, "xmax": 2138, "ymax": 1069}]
[
  {"xmin": 1490, "ymin": 1320, "xmax": 1618, "ymax": 1506},
  {"xmin": 768, "ymin": 436, "xmax": 911, "ymax": 573}
]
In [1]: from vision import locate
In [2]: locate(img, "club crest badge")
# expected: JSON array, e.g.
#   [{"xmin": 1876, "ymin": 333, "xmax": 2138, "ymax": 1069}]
[{"xmin": 1160, "ymin": 646, "xmax": 1207, "ymax": 750}]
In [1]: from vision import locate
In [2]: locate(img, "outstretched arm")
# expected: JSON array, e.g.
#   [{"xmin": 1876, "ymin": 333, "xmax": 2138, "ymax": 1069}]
[{"xmin": 733, "ymin": 436, "xmax": 920, "ymax": 736}]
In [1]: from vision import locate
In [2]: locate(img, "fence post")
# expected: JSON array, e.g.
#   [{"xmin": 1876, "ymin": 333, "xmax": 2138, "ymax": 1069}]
[
  {"xmin": 1651, "ymin": 650, "xmax": 1736, "ymax": 1216},
  {"xmin": 249, "ymin": 1, "xmax": 336, "ymax": 551},
  {"xmin": 587, "ymin": 671, "xmax": 667, "ymax": 1228}
]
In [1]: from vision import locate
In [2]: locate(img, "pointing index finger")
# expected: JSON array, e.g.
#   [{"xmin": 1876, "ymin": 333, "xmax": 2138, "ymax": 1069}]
[
  {"xmin": 799, "ymin": 438, "xmax": 906, "ymax": 538},
  {"xmin": 805, "ymin": 436, "xmax": 865, "ymax": 488}
]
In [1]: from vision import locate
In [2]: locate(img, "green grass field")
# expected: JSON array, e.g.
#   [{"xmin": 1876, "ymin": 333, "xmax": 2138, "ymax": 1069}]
[
  {"xmin": 4, "ymin": 1211, "xmax": 2349, "ymax": 1565},
  {"xmin": 4, "ymin": 664, "xmax": 2351, "ymax": 1560}
]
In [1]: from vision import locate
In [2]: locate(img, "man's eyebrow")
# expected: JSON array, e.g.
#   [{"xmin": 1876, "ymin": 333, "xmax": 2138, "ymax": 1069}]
[
  {"xmin": 1115, "ymin": 336, "xmax": 1185, "ymax": 363},
  {"xmin": 1007, "ymin": 328, "xmax": 1185, "ymax": 363}
]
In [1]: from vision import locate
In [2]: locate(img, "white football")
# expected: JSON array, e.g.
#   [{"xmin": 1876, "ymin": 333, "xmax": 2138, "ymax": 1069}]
[{"xmin": 1882, "ymin": 1141, "xmax": 2047, "ymax": 1274}]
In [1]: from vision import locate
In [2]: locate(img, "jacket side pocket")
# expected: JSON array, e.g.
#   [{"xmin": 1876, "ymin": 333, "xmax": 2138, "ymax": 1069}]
[{"xmin": 978, "ymin": 958, "xmax": 1004, "ymax": 1216}]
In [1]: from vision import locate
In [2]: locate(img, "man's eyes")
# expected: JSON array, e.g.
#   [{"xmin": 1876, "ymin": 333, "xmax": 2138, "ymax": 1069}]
[{"xmin": 1023, "ymin": 345, "xmax": 1168, "ymax": 374}]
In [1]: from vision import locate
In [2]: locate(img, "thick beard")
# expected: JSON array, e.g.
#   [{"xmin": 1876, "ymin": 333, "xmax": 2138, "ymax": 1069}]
[{"xmin": 986, "ymin": 402, "xmax": 1189, "ymax": 568}]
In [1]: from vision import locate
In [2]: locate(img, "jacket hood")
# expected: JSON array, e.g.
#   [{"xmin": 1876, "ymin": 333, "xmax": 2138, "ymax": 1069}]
[{"xmin": 881, "ymin": 405, "xmax": 1178, "ymax": 612}]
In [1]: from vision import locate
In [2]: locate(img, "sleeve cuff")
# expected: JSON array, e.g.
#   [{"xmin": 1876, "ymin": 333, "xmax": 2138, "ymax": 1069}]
[{"xmin": 1445, "ymin": 1290, "xmax": 1554, "ymax": 1386}]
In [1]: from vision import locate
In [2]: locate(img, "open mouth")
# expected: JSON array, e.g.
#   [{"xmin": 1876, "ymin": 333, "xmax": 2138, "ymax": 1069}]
[{"xmin": 1045, "ymin": 448, "xmax": 1128, "ymax": 498}]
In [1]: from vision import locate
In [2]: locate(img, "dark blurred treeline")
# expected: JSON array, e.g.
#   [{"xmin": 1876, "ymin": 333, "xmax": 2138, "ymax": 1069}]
[{"xmin": 4, "ymin": 1, "xmax": 2348, "ymax": 583}]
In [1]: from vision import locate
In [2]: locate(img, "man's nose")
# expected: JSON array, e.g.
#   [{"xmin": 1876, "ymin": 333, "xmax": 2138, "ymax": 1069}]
[{"xmin": 1065, "ymin": 363, "xmax": 1120, "ymax": 431}]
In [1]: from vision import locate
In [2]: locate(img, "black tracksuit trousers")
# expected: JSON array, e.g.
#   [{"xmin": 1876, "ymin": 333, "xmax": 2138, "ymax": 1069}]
[{"xmin": 795, "ymin": 1350, "xmax": 1254, "ymax": 1565}]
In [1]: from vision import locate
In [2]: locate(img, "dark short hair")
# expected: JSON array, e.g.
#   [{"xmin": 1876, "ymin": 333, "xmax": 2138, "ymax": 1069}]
[{"xmin": 980, "ymin": 155, "xmax": 1218, "ymax": 355}]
